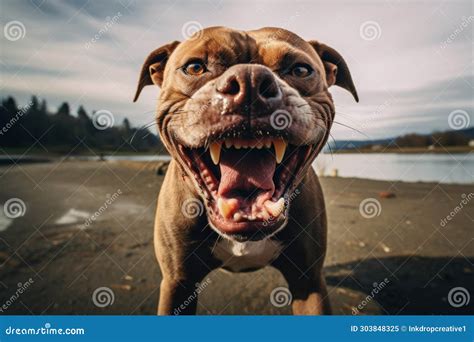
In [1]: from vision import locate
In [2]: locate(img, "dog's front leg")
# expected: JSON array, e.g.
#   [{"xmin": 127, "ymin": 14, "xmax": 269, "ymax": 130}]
[
  {"xmin": 287, "ymin": 270, "xmax": 331, "ymax": 315},
  {"xmin": 274, "ymin": 257, "xmax": 331, "ymax": 315},
  {"xmin": 154, "ymin": 212, "xmax": 210, "ymax": 315},
  {"xmin": 272, "ymin": 172, "xmax": 331, "ymax": 315},
  {"xmin": 158, "ymin": 278, "xmax": 200, "ymax": 315},
  {"xmin": 154, "ymin": 162, "xmax": 214, "ymax": 315}
]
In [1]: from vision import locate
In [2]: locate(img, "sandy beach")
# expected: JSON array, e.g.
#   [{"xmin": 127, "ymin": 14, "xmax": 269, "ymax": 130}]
[{"xmin": 0, "ymin": 160, "xmax": 472, "ymax": 315}]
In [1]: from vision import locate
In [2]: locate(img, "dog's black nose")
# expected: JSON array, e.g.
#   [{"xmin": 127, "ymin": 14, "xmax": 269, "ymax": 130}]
[{"xmin": 216, "ymin": 65, "xmax": 282, "ymax": 114}]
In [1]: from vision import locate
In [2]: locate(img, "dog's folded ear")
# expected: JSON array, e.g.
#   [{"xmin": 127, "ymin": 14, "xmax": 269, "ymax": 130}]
[
  {"xmin": 133, "ymin": 41, "xmax": 180, "ymax": 102},
  {"xmin": 308, "ymin": 40, "xmax": 359, "ymax": 102}
]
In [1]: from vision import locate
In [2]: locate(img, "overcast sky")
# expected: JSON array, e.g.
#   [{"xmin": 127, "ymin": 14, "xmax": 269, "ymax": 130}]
[{"xmin": 1, "ymin": 0, "xmax": 472, "ymax": 140}]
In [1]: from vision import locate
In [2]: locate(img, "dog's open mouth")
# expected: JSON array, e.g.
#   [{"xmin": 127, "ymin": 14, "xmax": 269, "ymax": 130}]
[{"xmin": 176, "ymin": 132, "xmax": 314, "ymax": 240}]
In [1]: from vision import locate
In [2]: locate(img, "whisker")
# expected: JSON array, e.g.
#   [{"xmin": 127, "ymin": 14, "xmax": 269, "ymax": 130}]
[
  {"xmin": 211, "ymin": 235, "xmax": 221, "ymax": 254},
  {"xmin": 327, "ymin": 133, "xmax": 336, "ymax": 160},
  {"xmin": 333, "ymin": 121, "xmax": 370, "ymax": 139},
  {"xmin": 334, "ymin": 110, "xmax": 356, "ymax": 117}
]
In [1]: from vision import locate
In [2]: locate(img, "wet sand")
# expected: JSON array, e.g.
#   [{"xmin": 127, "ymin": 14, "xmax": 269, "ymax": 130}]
[{"xmin": 0, "ymin": 161, "xmax": 472, "ymax": 315}]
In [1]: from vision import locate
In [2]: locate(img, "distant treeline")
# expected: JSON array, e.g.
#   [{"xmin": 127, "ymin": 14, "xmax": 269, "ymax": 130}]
[
  {"xmin": 0, "ymin": 96, "xmax": 166, "ymax": 153},
  {"xmin": 392, "ymin": 131, "xmax": 471, "ymax": 147},
  {"xmin": 324, "ymin": 127, "xmax": 473, "ymax": 152}
]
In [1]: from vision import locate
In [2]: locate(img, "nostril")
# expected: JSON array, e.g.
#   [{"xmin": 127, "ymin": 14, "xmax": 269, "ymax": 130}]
[
  {"xmin": 218, "ymin": 76, "xmax": 241, "ymax": 96},
  {"xmin": 259, "ymin": 77, "xmax": 279, "ymax": 99},
  {"xmin": 227, "ymin": 78, "xmax": 240, "ymax": 95}
]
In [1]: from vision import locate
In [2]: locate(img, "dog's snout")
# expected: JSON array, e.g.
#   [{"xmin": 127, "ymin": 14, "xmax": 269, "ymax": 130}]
[
  {"xmin": 217, "ymin": 74, "xmax": 242, "ymax": 98},
  {"xmin": 216, "ymin": 65, "xmax": 282, "ymax": 112},
  {"xmin": 256, "ymin": 70, "xmax": 280, "ymax": 100}
]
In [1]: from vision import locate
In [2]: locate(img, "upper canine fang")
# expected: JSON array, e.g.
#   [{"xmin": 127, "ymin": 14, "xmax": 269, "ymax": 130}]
[
  {"xmin": 210, "ymin": 142, "xmax": 222, "ymax": 165},
  {"xmin": 273, "ymin": 139, "xmax": 287, "ymax": 164}
]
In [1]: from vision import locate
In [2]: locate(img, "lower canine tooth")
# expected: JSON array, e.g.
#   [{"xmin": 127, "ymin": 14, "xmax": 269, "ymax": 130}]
[
  {"xmin": 217, "ymin": 198, "xmax": 239, "ymax": 219},
  {"xmin": 264, "ymin": 198, "xmax": 285, "ymax": 217}
]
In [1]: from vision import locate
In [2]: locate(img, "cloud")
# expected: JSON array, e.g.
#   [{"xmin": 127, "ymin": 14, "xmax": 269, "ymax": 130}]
[{"xmin": 0, "ymin": 0, "xmax": 472, "ymax": 139}]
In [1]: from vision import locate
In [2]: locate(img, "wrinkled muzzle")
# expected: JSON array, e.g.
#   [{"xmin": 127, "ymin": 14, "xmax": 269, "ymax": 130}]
[{"xmin": 164, "ymin": 64, "xmax": 331, "ymax": 241}]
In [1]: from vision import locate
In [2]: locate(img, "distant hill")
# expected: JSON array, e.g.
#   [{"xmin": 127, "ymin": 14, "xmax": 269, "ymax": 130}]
[{"xmin": 325, "ymin": 127, "xmax": 474, "ymax": 152}]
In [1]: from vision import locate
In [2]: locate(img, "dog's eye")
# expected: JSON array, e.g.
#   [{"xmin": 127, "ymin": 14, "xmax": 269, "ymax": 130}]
[
  {"xmin": 290, "ymin": 64, "xmax": 313, "ymax": 78},
  {"xmin": 183, "ymin": 62, "xmax": 206, "ymax": 76}
]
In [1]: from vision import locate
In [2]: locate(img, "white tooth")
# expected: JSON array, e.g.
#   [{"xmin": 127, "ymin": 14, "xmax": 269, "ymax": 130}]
[
  {"xmin": 218, "ymin": 197, "xmax": 239, "ymax": 219},
  {"xmin": 210, "ymin": 141, "xmax": 222, "ymax": 165},
  {"xmin": 260, "ymin": 210, "xmax": 270, "ymax": 220},
  {"xmin": 264, "ymin": 198, "xmax": 285, "ymax": 217},
  {"xmin": 233, "ymin": 212, "xmax": 242, "ymax": 221},
  {"xmin": 225, "ymin": 139, "xmax": 232, "ymax": 148},
  {"xmin": 273, "ymin": 139, "xmax": 287, "ymax": 164},
  {"xmin": 265, "ymin": 140, "xmax": 271, "ymax": 148},
  {"xmin": 234, "ymin": 143, "xmax": 241, "ymax": 149},
  {"xmin": 256, "ymin": 142, "xmax": 263, "ymax": 149}
]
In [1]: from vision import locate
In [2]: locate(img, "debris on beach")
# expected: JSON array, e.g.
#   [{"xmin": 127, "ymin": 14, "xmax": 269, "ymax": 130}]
[
  {"xmin": 379, "ymin": 242, "xmax": 391, "ymax": 253},
  {"xmin": 379, "ymin": 191, "xmax": 396, "ymax": 199},
  {"xmin": 111, "ymin": 284, "xmax": 133, "ymax": 291}
]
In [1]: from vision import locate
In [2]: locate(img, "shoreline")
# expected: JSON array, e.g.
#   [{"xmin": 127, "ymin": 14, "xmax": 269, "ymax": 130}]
[
  {"xmin": 327, "ymin": 146, "xmax": 473, "ymax": 154},
  {"xmin": 0, "ymin": 160, "xmax": 472, "ymax": 315},
  {"xmin": 0, "ymin": 157, "xmax": 472, "ymax": 185}
]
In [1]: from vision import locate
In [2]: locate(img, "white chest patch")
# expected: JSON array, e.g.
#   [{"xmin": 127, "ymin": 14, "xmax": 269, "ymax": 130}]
[{"xmin": 212, "ymin": 239, "xmax": 283, "ymax": 272}]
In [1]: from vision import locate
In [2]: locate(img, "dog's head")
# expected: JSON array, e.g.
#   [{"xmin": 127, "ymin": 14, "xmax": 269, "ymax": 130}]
[{"xmin": 134, "ymin": 27, "xmax": 358, "ymax": 241}]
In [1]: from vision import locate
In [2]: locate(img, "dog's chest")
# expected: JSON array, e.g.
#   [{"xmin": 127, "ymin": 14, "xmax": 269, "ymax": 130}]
[{"xmin": 212, "ymin": 239, "xmax": 282, "ymax": 272}]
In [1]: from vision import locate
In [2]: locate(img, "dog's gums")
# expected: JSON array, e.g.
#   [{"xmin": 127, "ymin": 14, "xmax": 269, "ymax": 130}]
[{"xmin": 177, "ymin": 132, "xmax": 314, "ymax": 240}]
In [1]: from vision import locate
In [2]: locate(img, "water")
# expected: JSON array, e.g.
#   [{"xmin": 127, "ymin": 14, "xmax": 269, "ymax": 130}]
[
  {"xmin": 63, "ymin": 153, "xmax": 474, "ymax": 184},
  {"xmin": 2, "ymin": 153, "xmax": 472, "ymax": 184},
  {"xmin": 313, "ymin": 153, "xmax": 473, "ymax": 184}
]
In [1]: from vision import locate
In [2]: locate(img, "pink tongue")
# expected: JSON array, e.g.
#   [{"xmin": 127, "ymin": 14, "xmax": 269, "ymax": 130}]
[{"xmin": 218, "ymin": 149, "xmax": 276, "ymax": 198}]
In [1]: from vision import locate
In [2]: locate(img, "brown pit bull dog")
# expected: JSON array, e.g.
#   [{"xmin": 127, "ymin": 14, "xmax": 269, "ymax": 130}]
[{"xmin": 133, "ymin": 27, "xmax": 358, "ymax": 315}]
